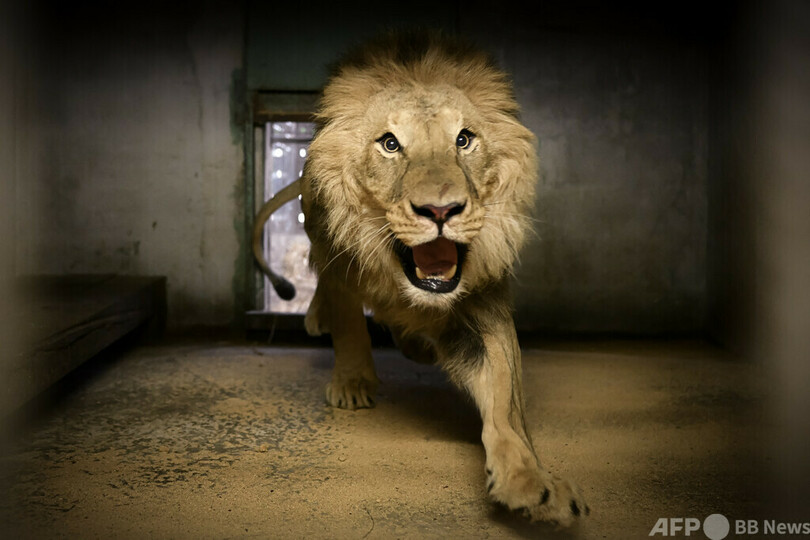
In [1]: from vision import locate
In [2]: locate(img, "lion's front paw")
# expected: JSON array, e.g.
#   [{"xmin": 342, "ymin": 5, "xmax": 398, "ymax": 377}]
[
  {"xmin": 487, "ymin": 464, "xmax": 588, "ymax": 528},
  {"xmin": 325, "ymin": 374, "xmax": 377, "ymax": 410}
]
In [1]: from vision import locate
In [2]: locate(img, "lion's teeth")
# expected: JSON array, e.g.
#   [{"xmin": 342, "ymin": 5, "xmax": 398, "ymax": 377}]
[{"xmin": 415, "ymin": 264, "xmax": 457, "ymax": 281}]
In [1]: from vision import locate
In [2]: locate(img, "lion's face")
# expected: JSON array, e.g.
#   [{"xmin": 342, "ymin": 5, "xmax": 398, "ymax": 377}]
[
  {"xmin": 306, "ymin": 41, "xmax": 537, "ymax": 311},
  {"xmin": 366, "ymin": 88, "xmax": 487, "ymax": 297}
]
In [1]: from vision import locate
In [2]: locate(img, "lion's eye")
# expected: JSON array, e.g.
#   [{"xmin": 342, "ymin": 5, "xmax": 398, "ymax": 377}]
[
  {"xmin": 378, "ymin": 133, "xmax": 401, "ymax": 153},
  {"xmin": 456, "ymin": 129, "xmax": 475, "ymax": 149}
]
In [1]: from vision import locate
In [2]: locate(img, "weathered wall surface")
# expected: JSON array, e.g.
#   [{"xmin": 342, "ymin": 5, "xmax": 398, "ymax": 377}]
[
  {"xmin": 1, "ymin": 1, "xmax": 45, "ymax": 281},
  {"xmin": 14, "ymin": 1, "xmax": 244, "ymax": 328},
  {"xmin": 706, "ymin": 0, "xmax": 810, "ymax": 511},
  {"xmin": 1, "ymin": 0, "xmax": 23, "ymax": 391},
  {"xmin": 475, "ymin": 26, "xmax": 709, "ymax": 334},
  {"xmin": 0, "ymin": 0, "xmax": 18, "ymax": 280}
]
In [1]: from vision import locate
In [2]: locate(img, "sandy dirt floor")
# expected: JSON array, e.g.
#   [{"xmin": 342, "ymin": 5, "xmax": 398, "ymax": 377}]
[{"xmin": 1, "ymin": 339, "xmax": 769, "ymax": 539}]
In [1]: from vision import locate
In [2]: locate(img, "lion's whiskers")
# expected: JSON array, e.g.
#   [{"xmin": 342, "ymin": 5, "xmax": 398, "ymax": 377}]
[
  {"xmin": 320, "ymin": 243, "xmax": 356, "ymax": 274},
  {"xmin": 320, "ymin": 215, "xmax": 391, "ymax": 276},
  {"xmin": 483, "ymin": 210, "xmax": 543, "ymax": 225},
  {"xmin": 322, "ymin": 217, "xmax": 393, "ymax": 285},
  {"xmin": 355, "ymin": 221, "xmax": 393, "ymax": 283}
]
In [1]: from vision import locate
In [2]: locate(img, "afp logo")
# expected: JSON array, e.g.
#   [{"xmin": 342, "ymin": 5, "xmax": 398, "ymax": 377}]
[{"xmin": 649, "ymin": 514, "xmax": 730, "ymax": 540}]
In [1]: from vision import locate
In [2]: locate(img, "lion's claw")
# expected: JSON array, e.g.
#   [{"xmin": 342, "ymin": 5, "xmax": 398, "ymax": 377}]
[
  {"xmin": 325, "ymin": 377, "xmax": 377, "ymax": 410},
  {"xmin": 487, "ymin": 465, "xmax": 588, "ymax": 527}
]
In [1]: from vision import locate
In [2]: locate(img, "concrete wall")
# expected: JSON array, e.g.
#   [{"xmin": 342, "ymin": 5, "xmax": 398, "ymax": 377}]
[
  {"xmin": 0, "ymin": 0, "xmax": 19, "ymax": 281},
  {"xmin": 2, "ymin": 1, "xmax": 42, "ymax": 376},
  {"xmin": 1, "ymin": 0, "xmax": 18, "ymax": 380},
  {"xmin": 707, "ymin": 1, "xmax": 810, "ymax": 511},
  {"xmin": 476, "ymin": 25, "xmax": 709, "ymax": 334},
  {"xmin": 1, "ymin": 1, "xmax": 44, "ymax": 281},
  {"xmin": 12, "ymin": 1, "xmax": 244, "ymax": 328}
]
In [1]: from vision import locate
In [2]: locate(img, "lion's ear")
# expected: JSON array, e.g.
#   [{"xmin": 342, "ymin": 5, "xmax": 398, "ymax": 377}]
[
  {"xmin": 487, "ymin": 139, "xmax": 535, "ymax": 186},
  {"xmin": 484, "ymin": 121, "xmax": 538, "ymax": 200}
]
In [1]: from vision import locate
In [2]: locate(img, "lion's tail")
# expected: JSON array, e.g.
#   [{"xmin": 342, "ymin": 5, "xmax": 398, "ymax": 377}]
[{"xmin": 251, "ymin": 179, "xmax": 302, "ymax": 301}]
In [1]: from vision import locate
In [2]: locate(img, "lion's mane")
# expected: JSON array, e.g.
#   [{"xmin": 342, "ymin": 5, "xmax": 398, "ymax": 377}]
[{"xmin": 302, "ymin": 32, "xmax": 537, "ymax": 326}]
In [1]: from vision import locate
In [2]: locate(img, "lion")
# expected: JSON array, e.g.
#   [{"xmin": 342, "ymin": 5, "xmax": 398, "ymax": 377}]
[{"xmin": 253, "ymin": 32, "xmax": 588, "ymax": 526}]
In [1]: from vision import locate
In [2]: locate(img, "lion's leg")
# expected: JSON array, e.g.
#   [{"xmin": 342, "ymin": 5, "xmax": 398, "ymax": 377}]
[
  {"xmin": 304, "ymin": 278, "xmax": 328, "ymax": 336},
  {"xmin": 314, "ymin": 275, "xmax": 378, "ymax": 410},
  {"xmin": 443, "ymin": 319, "xmax": 587, "ymax": 527},
  {"xmin": 391, "ymin": 328, "xmax": 437, "ymax": 364}
]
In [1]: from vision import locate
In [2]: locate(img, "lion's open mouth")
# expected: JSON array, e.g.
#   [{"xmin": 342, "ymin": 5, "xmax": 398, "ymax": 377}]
[{"xmin": 395, "ymin": 238, "xmax": 466, "ymax": 293}]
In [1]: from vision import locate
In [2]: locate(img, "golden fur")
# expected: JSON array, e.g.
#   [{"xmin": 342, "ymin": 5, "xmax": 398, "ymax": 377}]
[
  {"xmin": 254, "ymin": 32, "xmax": 586, "ymax": 526},
  {"xmin": 304, "ymin": 36, "xmax": 535, "ymax": 316}
]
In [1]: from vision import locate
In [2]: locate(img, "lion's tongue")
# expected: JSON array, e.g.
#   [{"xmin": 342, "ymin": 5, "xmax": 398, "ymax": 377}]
[{"xmin": 412, "ymin": 238, "xmax": 458, "ymax": 280}]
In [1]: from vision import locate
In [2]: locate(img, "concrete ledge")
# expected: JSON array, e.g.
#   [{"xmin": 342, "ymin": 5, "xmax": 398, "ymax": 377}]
[{"xmin": 0, "ymin": 275, "xmax": 166, "ymax": 415}]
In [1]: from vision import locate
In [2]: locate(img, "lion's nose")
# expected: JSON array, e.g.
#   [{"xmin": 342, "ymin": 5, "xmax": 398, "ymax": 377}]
[{"xmin": 411, "ymin": 202, "xmax": 465, "ymax": 234}]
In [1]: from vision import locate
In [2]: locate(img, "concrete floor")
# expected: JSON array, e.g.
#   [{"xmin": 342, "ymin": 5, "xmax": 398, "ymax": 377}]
[{"xmin": 1, "ymin": 339, "xmax": 769, "ymax": 539}]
